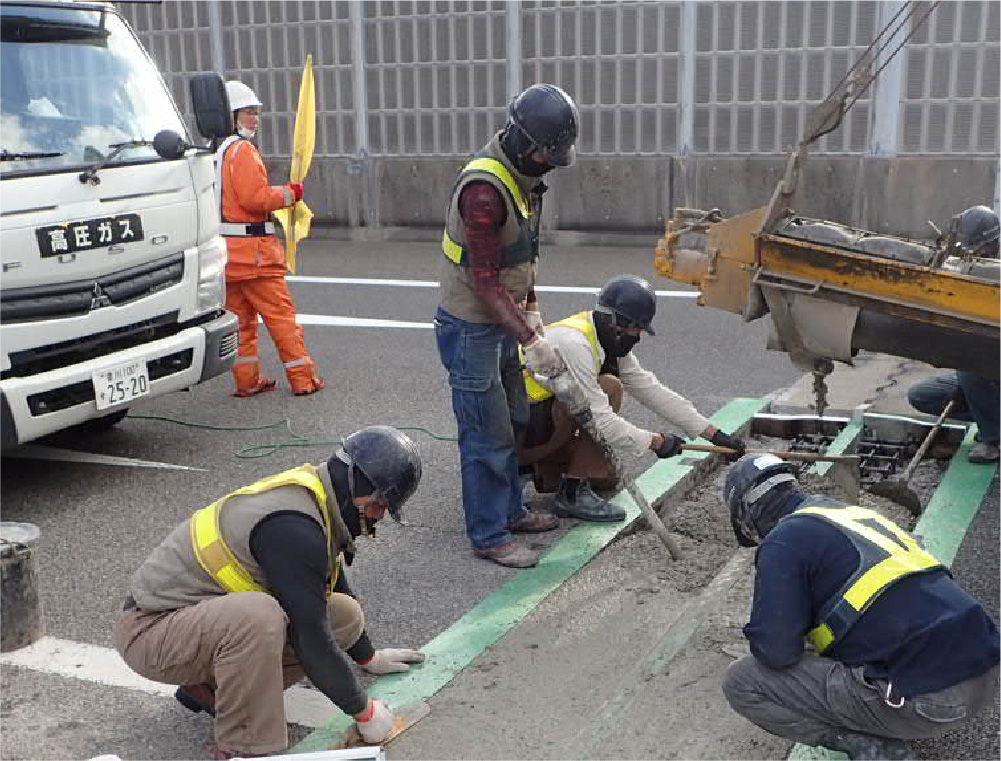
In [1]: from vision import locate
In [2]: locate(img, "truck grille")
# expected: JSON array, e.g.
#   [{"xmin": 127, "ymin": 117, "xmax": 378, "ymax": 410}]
[
  {"xmin": 25, "ymin": 349, "xmax": 194, "ymax": 416},
  {"xmin": 2, "ymin": 312, "xmax": 180, "ymax": 380},
  {"xmin": 218, "ymin": 329, "xmax": 239, "ymax": 358},
  {"xmin": 0, "ymin": 252, "xmax": 184, "ymax": 323}
]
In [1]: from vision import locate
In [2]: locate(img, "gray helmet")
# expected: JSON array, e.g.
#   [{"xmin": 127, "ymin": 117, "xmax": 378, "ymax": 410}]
[
  {"xmin": 724, "ymin": 454, "xmax": 798, "ymax": 547},
  {"xmin": 596, "ymin": 275, "xmax": 657, "ymax": 335},
  {"xmin": 334, "ymin": 425, "xmax": 422, "ymax": 521},
  {"xmin": 955, "ymin": 205, "xmax": 1000, "ymax": 257},
  {"xmin": 507, "ymin": 83, "xmax": 579, "ymax": 167}
]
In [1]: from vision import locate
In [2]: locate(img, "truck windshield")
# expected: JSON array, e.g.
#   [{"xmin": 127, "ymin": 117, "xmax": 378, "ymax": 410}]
[{"xmin": 0, "ymin": 4, "xmax": 187, "ymax": 178}]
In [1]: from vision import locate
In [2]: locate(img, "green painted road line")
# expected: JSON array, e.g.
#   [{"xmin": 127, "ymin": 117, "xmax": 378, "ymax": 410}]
[
  {"xmin": 788, "ymin": 424, "xmax": 998, "ymax": 761},
  {"xmin": 916, "ymin": 425, "xmax": 999, "ymax": 566},
  {"xmin": 291, "ymin": 398, "xmax": 767, "ymax": 754}
]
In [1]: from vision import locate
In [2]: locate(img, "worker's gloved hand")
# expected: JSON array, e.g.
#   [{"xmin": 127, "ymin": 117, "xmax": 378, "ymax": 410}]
[
  {"xmin": 524, "ymin": 334, "xmax": 565, "ymax": 378},
  {"xmin": 710, "ymin": 429, "xmax": 746, "ymax": 461},
  {"xmin": 289, "ymin": 182, "xmax": 304, "ymax": 203},
  {"xmin": 525, "ymin": 310, "xmax": 545, "ymax": 336},
  {"xmin": 360, "ymin": 648, "xmax": 426, "ymax": 675},
  {"xmin": 653, "ymin": 433, "xmax": 685, "ymax": 459},
  {"xmin": 355, "ymin": 699, "xmax": 396, "ymax": 744}
]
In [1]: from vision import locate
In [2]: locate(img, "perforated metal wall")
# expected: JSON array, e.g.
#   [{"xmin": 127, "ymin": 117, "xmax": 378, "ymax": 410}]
[{"xmin": 119, "ymin": 1, "xmax": 999, "ymax": 159}]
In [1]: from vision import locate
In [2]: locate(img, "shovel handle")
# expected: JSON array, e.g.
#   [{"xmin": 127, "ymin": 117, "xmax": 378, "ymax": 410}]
[{"xmin": 682, "ymin": 443, "xmax": 859, "ymax": 464}]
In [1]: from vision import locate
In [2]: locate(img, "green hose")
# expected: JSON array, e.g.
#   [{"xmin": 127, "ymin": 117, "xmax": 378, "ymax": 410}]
[{"xmin": 127, "ymin": 414, "xmax": 457, "ymax": 459}]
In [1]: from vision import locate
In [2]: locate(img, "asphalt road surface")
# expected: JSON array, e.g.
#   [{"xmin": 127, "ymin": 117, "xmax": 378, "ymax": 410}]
[{"xmin": 4, "ymin": 239, "xmax": 989, "ymax": 760}]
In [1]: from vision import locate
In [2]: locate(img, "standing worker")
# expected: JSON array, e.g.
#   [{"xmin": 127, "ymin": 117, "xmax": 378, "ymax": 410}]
[
  {"xmin": 518, "ymin": 274, "xmax": 746, "ymax": 521},
  {"xmin": 721, "ymin": 454, "xmax": 1000, "ymax": 760},
  {"xmin": 217, "ymin": 80, "xmax": 325, "ymax": 397},
  {"xmin": 435, "ymin": 83, "xmax": 578, "ymax": 568},
  {"xmin": 115, "ymin": 426, "xmax": 425, "ymax": 760}
]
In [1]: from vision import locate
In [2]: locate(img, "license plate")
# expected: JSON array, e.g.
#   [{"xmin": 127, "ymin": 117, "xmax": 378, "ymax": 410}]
[
  {"xmin": 36, "ymin": 213, "xmax": 144, "ymax": 257},
  {"xmin": 92, "ymin": 359, "xmax": 149, "ymax": 410}
]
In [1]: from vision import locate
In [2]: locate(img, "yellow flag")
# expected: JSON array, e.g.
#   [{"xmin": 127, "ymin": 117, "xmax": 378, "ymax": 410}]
[{"xmin": 273, "ymin": 55, "xmax": 316, "ymax": 274}]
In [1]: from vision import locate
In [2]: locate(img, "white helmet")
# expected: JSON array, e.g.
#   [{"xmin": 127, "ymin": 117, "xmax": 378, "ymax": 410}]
[{"xmin": 225, "ymin": 80, "xmax": 262, "ymax": 112}]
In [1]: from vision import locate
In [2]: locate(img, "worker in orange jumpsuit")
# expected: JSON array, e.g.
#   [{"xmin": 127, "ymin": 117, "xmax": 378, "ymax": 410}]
[{"xmin": 216, "ymin": 80, "xmax": 325, "ymax": 397}]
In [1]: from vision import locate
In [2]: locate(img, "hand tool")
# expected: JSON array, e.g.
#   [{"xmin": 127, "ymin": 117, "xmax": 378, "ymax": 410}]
[
  {"xmin": 338, "ymin": 701, "xmax": 431, "ymax": 749},
  {"xmin": 681, "ymin": 443, "xmax": 860, "ymax": 464},
  {"xmin": 870, "ymin": 398, "xmax": 956, "ymax": 516}
]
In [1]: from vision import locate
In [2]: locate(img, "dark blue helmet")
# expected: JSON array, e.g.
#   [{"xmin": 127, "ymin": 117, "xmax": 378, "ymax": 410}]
[
  {"xmin": 596, "ymin": 275, "xmax": 657, "ymax": 335},
  {"xmin": 507, "ymin": 83, "xmax": 579, "ymax": 167},
  {"xmin": 955, "ymin": 205, "xmax": 1000, "ymax": 257},
  {"xmin": 335, "ymin": 425, "xmax": 422, "ymax": 521},
  {"xmin": 724, "ymin": 454, "xmax": 798, "ymax": 547}
]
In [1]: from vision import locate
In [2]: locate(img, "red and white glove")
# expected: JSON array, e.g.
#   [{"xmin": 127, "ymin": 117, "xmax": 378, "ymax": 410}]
[
  {"xmin": 355, "ymin": 699, "xmax": 396, "ymax": 744},
  {"xmin": 359, "ymin": 648, "xmax": 426, "ymax": 675},
  {"xmin": 289, "ymin": 182, "xmax": 304, "ymax": 203}
]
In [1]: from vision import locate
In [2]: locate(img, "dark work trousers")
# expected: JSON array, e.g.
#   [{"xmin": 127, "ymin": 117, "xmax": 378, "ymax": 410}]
[{"xmin": 723, "ymin": 653, "xmax": 999, "ymax": 746}]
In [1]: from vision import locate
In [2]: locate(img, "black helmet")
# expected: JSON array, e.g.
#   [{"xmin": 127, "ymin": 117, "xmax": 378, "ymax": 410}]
[
  {"xmin": 596, "ymin": 275, "xmax": 657, "ymax": 335},
  {"xmin": 335, "ymin": 425, "xmax": 422, "ymax": 521},
  {"xmin": 724, "ymin": 454, "xmax": 798, "ymax": 547},
  {"xmin": 955, "ymin": 205, "xmax": 1000, "ymax": 257},
  {"xmin": 506, "ymin": 83, "xmax": 579, "ymax": 167}
]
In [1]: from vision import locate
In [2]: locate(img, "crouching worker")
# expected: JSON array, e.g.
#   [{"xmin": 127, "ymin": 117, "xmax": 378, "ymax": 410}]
[
  {"xmin": 516, "ymin": 274, "xmax": 746, "ymax": 522},
  {"xmin": 114, "ymin": 426, "xmax": 425, "ymax": 760},
  {"xmin": 721, "ymin": 454, "xmax": 1000, "ymax": 760}
]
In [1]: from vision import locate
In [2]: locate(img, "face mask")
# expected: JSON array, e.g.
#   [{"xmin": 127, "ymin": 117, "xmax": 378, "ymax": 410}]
[
  {"xmin": 595, "ymin": 312, "xmax": 640, "ymax": 358},
  {"xmin": 237, "ymin": 125, "xmax": 256, "ymax": 140}
]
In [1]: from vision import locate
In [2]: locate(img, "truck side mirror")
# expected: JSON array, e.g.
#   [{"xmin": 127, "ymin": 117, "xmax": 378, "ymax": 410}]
[
  {"xmin": 189, "ymin": 72, "xmax": 232, "ymax": 140},
  {"xmin": 153, "ymin": 130, "xmax": 187, "ymax": 160}
]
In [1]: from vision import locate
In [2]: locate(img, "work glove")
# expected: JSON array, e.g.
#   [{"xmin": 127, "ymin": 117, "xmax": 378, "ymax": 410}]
[
  {"xmin": 360, "ymin": 648, "xmax": 426, "ymax": 675},
  {"xmin": 289, "ymin": 182, "xmax": 304, "ymax": 203},
  {"xmin": 355, "ymin": 699, "xmax": 396, "ymax": 745},
  {"xmin": 653, "ymin": 433, "xmax": 685, "ymax": 459},
  {"xmin": 524, "ymin": 334, "xmax": 565, "ymax": 378},
  {"xmin": 525, "ymin": 310, "xmax": 545, "ymax": 336},
  {"xmin": 710, "ymin": 429, "xmax": 746, "ymax": 461}
]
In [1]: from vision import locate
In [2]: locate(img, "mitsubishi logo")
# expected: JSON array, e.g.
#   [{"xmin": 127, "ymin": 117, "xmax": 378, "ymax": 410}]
[{"xmin": 90, "ymin": 283, "xmax": 112, "ymax": 310}]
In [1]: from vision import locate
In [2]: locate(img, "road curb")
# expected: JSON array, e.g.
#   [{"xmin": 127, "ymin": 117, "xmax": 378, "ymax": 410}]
[{"xmin": 289, "ymin": 398, "xmax": 768, "ymax": 753}]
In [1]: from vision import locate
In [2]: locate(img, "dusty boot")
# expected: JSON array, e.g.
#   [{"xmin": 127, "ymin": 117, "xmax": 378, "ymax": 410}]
[
  {"xmin": 553, "ymin": 477, "xmax": 625, "ymax": 522},
  {"xmin": 818, "ymin": 730, "xmax": 917, "ymax": 760},
  {"xmin": 969, "ymin": 440, "xmax": 1000, "ymax": 463},
  {"xmin": 473, "ymin": 541, "xmax": 539, "ymax": 568},
  {"xmin": 176, "ymin": 683, "xmax": 216, "ymax": 716}
]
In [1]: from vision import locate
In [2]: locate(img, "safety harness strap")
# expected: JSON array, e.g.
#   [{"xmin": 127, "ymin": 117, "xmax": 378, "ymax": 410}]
[{"xmin": 798, "ymin": 506, "xmax": 944, "ymax": 653}]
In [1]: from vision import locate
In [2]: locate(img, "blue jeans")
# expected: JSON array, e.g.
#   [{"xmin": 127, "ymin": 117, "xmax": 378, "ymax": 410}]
[
  {"xmin": 434, "ymin": 306, "xmax": 529, "ymax": 549},
  {"xmin": 908, "ymin": 372, "xmax": 1000, "ymax": 443}
]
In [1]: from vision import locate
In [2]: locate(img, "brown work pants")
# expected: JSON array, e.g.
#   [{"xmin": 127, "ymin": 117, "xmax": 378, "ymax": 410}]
[
  {"xmin": 518, "ymin": 374, "xmax": 624, "ymax": 494},
  {"xmin": 113, "ymin": 591, "xmax": 364, "ymax": 756}
]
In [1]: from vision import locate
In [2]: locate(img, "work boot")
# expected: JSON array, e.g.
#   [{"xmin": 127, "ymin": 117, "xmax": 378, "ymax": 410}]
[
  {"xmin": 507, "ymin": 510, "xmax": 559, "ymax": 533},
  {"xmin": 969, "ymin": 440, "xmax": 1000, "ymax": 463},
  {"xmin": 176, "ymin": 684, "xmax": 216, "ymax": 716},
  {"xmin": 473, "ymin": 541, "xmax": 539, "ymax": 568},
  {"xmin": 818, "ymin": 730, "xmax": 917, "ymax": 760},
  {"xmin": 553, "ymin": 477, "xmax": 626, "ymax": 522}
]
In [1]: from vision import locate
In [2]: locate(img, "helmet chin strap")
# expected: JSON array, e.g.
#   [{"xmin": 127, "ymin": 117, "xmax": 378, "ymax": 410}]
[{"xmin": 335, "ymin": 447, "xmax": 377, "ymax": 538}]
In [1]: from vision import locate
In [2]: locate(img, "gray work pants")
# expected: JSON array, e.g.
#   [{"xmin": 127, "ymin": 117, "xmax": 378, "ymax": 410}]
[
  {"xmin": 114, "ymin": 591, "xmax": 365, "ymax": 756},
  {"xmin": 723, "ymin": 653, "xmax": 998, "ymax": 747}
]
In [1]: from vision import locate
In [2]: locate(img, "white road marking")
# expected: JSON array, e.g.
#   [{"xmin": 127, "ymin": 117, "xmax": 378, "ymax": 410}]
[
  {"xmin": 287, "ymin": 275, "xmax": 699, "ymax": 298},
  {"xmin": 5, "ymin": 445, "xmax": 207, "ymax": 471},
  {"xmin": 291, "ymin": 315, "xmax": 432, "ymax": 329},
  {"xmin": 0, "ymin": 636, "xmax": 338, "ymax": 728}
]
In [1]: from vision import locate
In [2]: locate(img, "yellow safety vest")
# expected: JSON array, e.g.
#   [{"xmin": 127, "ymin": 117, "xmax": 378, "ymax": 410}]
[
  {"xmin": 442, "ymin": 157, "xmax": 532, "ymax": 264},
  {"xmin": 522, "ymin": 311, "xmax": 601, "ymax": 402},
  {"xmin": 190, "ymin": 464, "xmax": 342, "ymax": 598},
  {"xmin": 795, "ymin": 505, "xmax": 944, "ymax": 653}
]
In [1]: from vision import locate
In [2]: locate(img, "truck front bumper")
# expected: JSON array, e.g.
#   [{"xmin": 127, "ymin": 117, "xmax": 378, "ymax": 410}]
[{"xmin": 0, "ymin": 310, "xmax": 238, "ymax": 450}]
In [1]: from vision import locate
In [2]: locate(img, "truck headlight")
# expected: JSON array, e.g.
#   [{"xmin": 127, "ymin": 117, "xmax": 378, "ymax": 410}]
[{"xmin": 197, "ymin": 237, "xmax": 226, "ymax": 313}]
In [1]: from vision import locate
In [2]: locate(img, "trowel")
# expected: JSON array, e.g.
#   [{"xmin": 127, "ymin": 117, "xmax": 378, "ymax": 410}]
[{"xmin": 336, "ymin": 701, "xmax": 432, "ymax": 750}]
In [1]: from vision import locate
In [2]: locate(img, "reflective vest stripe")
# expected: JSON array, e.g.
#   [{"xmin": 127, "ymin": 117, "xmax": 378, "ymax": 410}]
[
  {"xmin": 796, "ymin": 505, "xmax": 944, "ymax": 653},
  {"xmin": 442, "ymin": 157, "xmax": 531, "ymax": 264},
  {"xmin": 191, "ymin": 465, "xmax": 342, "ymax": 596},
  {"xmin": 522, "ymin": 311, "xmax": 600, "ymax": 402}
]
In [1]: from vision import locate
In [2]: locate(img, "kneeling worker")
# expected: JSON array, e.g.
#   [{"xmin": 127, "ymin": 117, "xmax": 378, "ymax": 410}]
[
  {"xmin": 721, "ymin": 454, "xmax": 1000, "ymax": 760},
  {"xmin": 517, "ymin": 274, "xmax": 746, "ymax": 522},
  {"xmin": 115, "ymin": 426, "xmax": 425, "ymax": 760}
]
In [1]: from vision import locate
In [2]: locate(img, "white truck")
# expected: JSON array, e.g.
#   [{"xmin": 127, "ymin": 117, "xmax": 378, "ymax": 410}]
[{"xmin": 0, "ymin": 0, "xmax": 239, "ymax": 449}]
